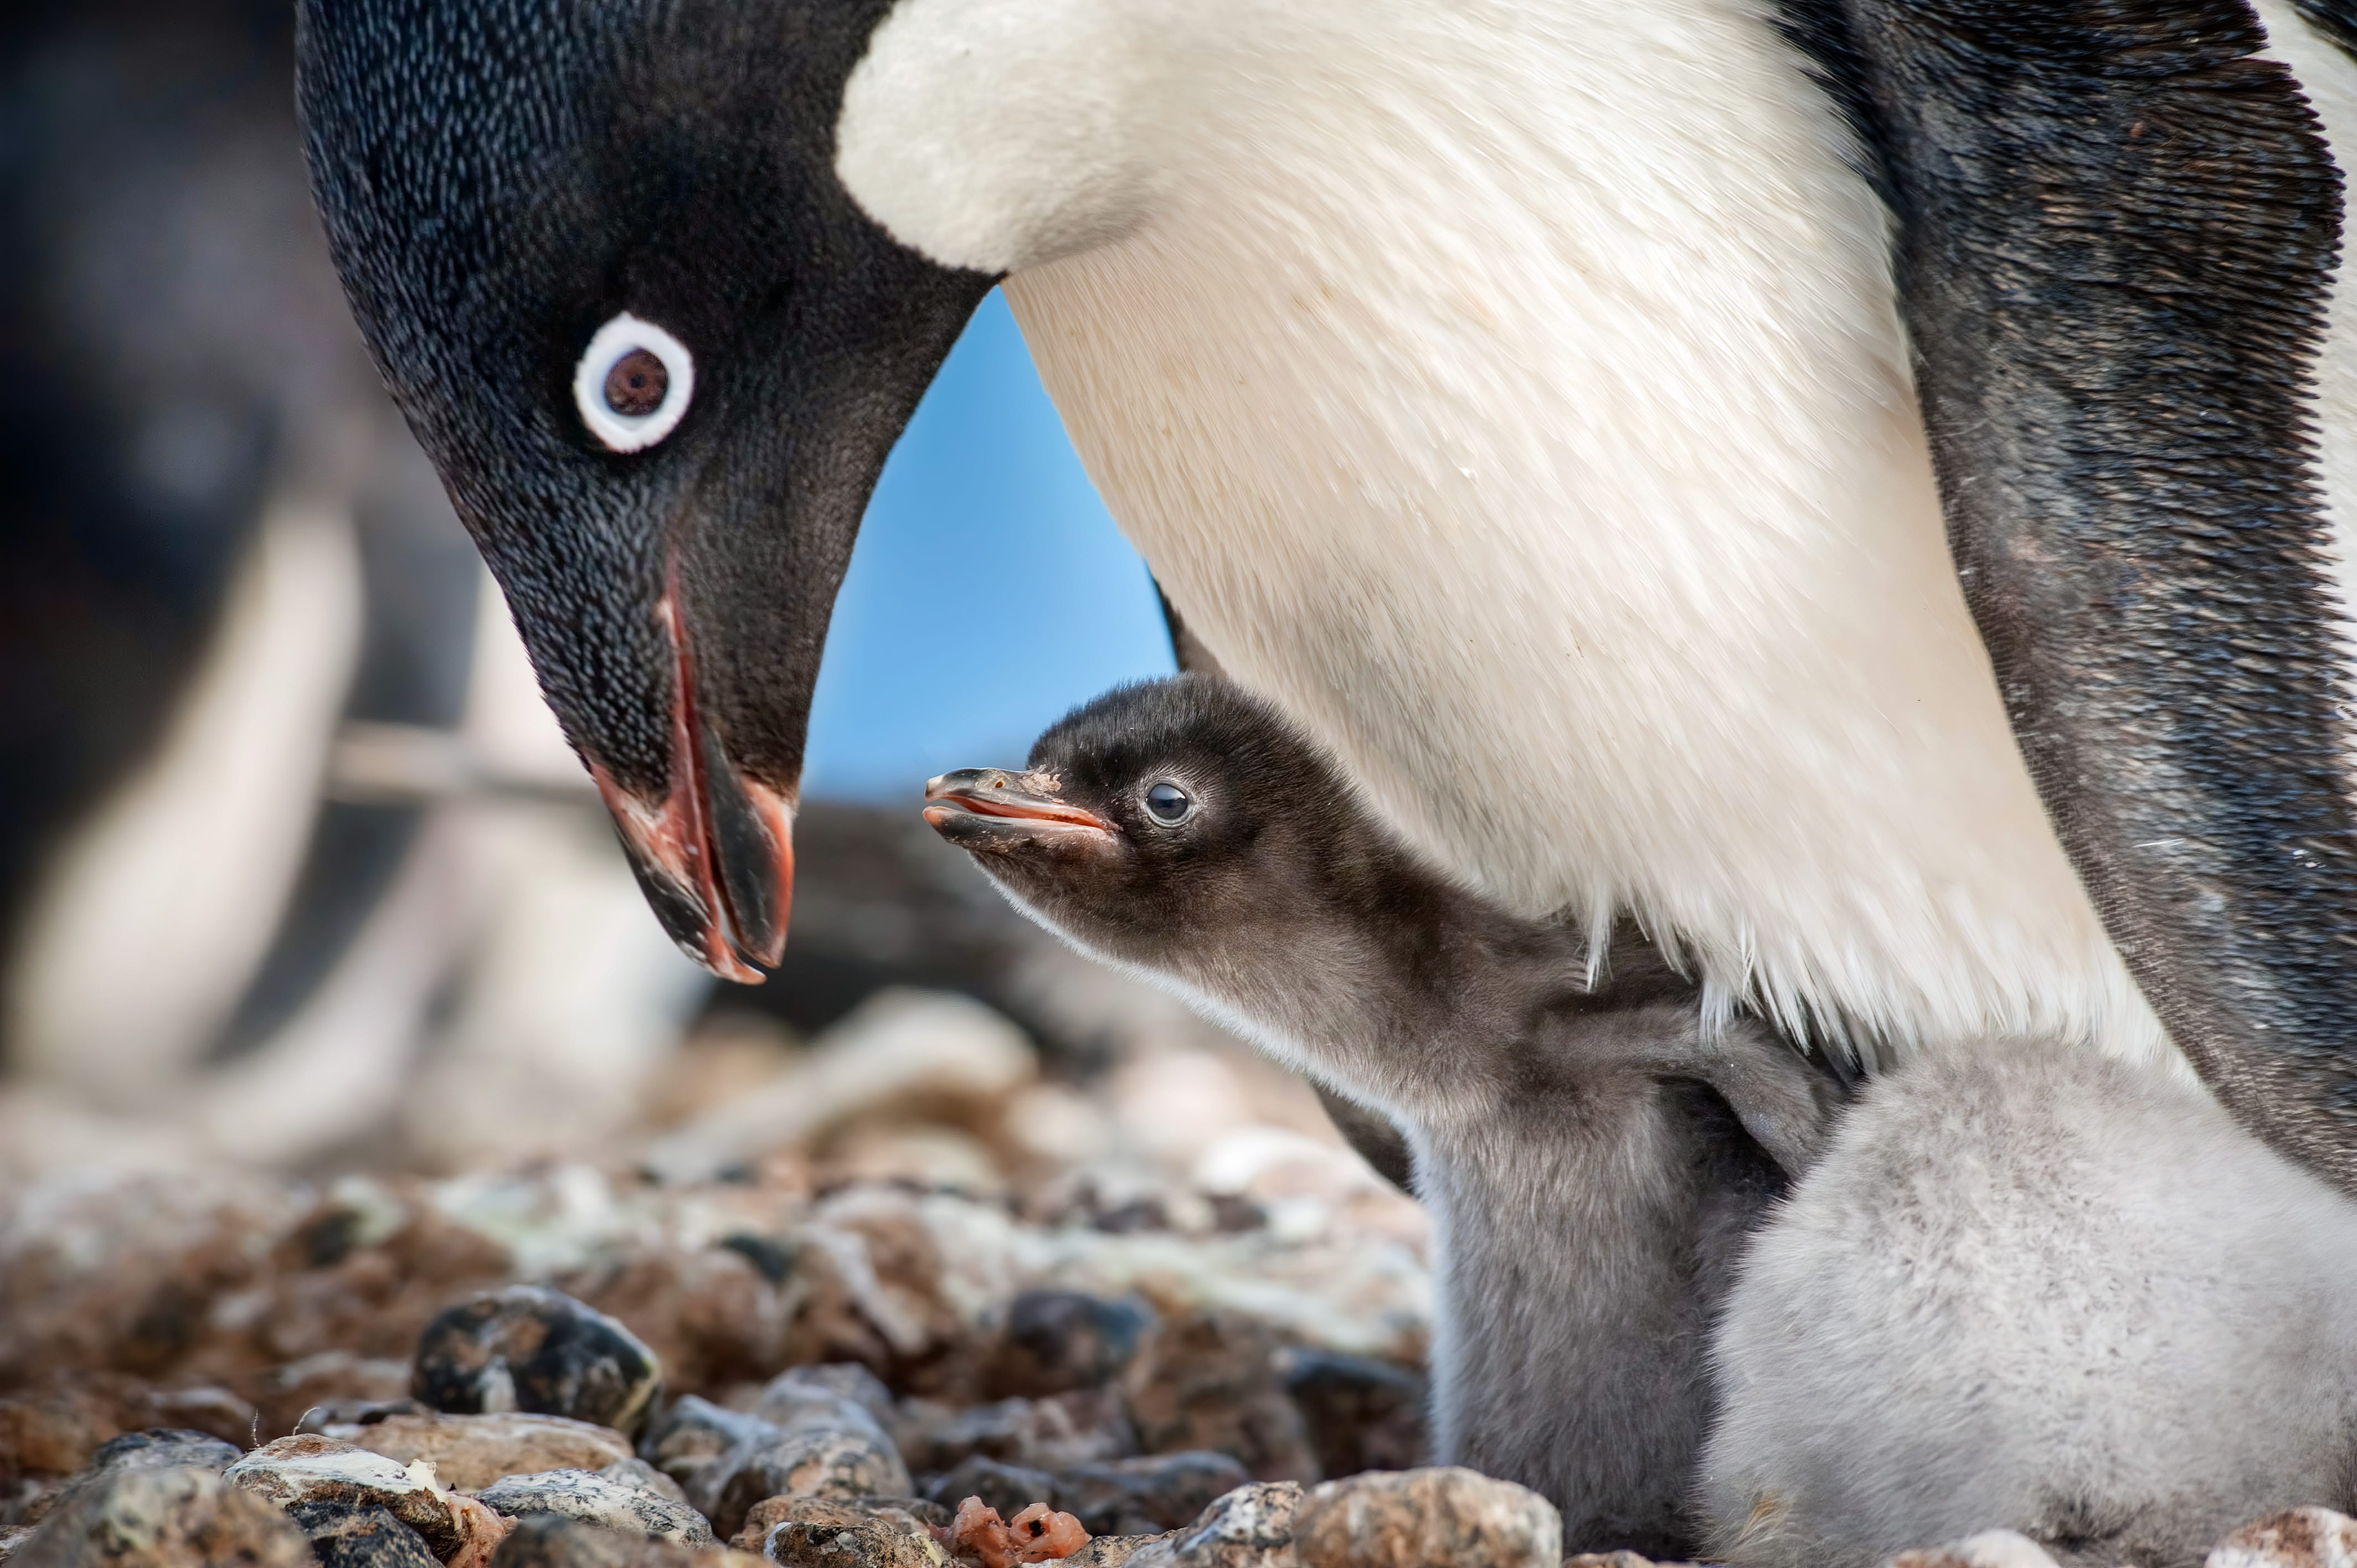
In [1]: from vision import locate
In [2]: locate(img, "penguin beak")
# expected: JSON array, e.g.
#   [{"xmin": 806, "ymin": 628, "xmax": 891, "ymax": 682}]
[
  {"xmin": 591, "ymin": 596, "xmax": 795, "ymax": 983},
  {"xmin": 923, "ymin": 768, "xmax": 1117, "ymax": 851}
]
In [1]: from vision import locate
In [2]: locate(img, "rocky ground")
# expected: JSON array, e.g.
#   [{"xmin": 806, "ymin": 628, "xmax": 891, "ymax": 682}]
[
  {"xmin": 0, "ymin": 983, "xmax": 1460, "ymax": 1566},
  {"xmin": 4, "ymin": 965, "xmax": 2353, "ymax": 1567}
]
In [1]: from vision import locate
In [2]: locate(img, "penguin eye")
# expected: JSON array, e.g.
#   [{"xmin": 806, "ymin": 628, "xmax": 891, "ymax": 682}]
[
  {"xmin": 1144, "ymin": 781, "xmax": 1194, "ymax": 826},
  {"xmin": 573, "ymin": 313, "xmax": 695, "ymax": 453}
]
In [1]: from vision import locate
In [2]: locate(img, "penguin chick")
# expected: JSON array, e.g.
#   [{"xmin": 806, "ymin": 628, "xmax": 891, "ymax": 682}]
[
  {"xmin": 924, "ymin": 673, "xmax": 1844, "ymax": 1554},
  {"xmin": 1700, "ymin": 1039, "xmax": 2357, "ymax": 1568}
]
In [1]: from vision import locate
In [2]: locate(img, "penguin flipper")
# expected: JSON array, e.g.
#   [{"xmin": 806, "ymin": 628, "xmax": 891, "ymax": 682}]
[{"xmin": 1835, "ymin": 0, "xmax": 2357, "ymax": 1189}]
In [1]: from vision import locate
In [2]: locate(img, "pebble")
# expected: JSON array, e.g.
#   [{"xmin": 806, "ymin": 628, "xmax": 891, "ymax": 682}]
[
  {"xmin": 756, "ymin": 1367, "xmax": 899, "ymax": 1439},
  {"xmin": 414, "ymin": 1287, "xmax": 663, "ymax": 1435},
  {"xmin": 223, "ymin": 1433, "xmax": 509, "ymax": 1565},
  {"xmin": 708, "ymin": 1427, "xmax": 914, "ymax": 1542},
  {"xmin": 2210, "ymin": 1510, "xmax": 2357, "ymax": 1568},
  {"xmin": 1044, "ymin": 1539, "xmax": 1173, "ymax": 1568},
  {"xmin": 639, "ymin": 1400, "xmax": 780, "ymax": 1517},
  {"xmin": 1278, "ymin": 1355, "xmax": 1425, "ymax": 1479},
  {"xmin": 596, "ymin": 1460, "xmax": 691, "ymax": 1506},
  {"xmin": 475, "ymin": 1469, "xmax": 714, "ymax": 1547},
  {"xmin": 1123, "ymin": 1483, "xmax": 1303, "ymax": 1568},
  {"xmin": 1120, "ymin": 1313, "xmax": 1318, "ymax": 1485},
  {"xmin": 1290, "ymin": 1467, "xmax": 1560, "ymax": 1568},
  {"xmin": 732, "ymin": 1498, "xmax": 948, "ymax": 1566},
  {"xmin": 697, "ymin": 1373, "xmax": 914, "ymax": 1537},
  {"xmin": 331, "ymin": 1412, "xmax": 635, "ymax": 1492},
  {"xmin": 303, "ymin": 1507, "xmax": 444, "ymax": 1568},
  {"xmin": 488, "ymin": 1514, "xmax": 765, "ymax": 1567},
  {"xmin": 897, "ymin": 1393, "xmax": 1134, "ymax": 1477},
  {"xmin": 985, "ymin": 1294, "xmax": 1154, "ymax": 1399},
  {"xmin": 732, "ymin": 1495, "xmax": 947, "ymax": 1552},
  {"xmin": 12, "ymin": 1464, "xmax": 311, "ymax": 1568},
  {"xmin": 11, "ymin": 1430, "xmax": 241, "ymax": 1530},
  {"xmin": 1884, "ymin": 1532, "xmax": 2065, "ymax": 1568},
  {"xmin": 1048, "ymin": 1456, "xmax": 1255, "ymax": 1540},
  {"xmin": 921, "ymin": 1458, "xmax": 1057, "ymax": 1523}
]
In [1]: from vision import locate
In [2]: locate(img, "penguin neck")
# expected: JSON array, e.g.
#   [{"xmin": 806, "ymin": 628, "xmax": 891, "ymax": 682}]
[
  {"xmin": 1002, "ymin": 0, "xmax": 2173, "ymax": 1072},
  {"xmin": 1134, "ymin": 839, "xmax": 1592, "ymax": 1129}
]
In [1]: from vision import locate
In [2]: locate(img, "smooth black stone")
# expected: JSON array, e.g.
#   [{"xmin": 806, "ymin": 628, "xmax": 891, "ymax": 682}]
[{"xmin": 411, "ymin": 1286, "xmax": 661, "ymax": 1433}]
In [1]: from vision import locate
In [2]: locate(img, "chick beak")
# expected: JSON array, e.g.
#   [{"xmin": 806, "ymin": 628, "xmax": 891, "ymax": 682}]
[
  {"xmin": 922, "ymin": 768, "xmax": 1116, "ymax": 849},
  {"xmin": 591, "ymin": 598, "xmax": 795, "ymax": 982}
]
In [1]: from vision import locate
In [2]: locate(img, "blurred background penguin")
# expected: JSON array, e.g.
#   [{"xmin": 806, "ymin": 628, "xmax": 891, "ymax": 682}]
[{"xmin": 0, "ymin": 0, "xmax": 1213, "ymax": 1178}]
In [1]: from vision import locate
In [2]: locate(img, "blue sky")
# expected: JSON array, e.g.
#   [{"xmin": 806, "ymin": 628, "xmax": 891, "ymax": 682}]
[{"xmin": 800, "ymin": 292, "xmax": 1178, "ymax": 801}]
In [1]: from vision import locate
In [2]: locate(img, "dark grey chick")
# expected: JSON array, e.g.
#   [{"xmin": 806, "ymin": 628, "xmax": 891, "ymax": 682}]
[{"xmin": 923, "ymin": 672, "xmax": 1845, "ymax": 1556}]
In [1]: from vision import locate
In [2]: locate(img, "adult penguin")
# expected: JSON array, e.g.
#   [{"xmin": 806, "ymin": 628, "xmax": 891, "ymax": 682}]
[{"xmin": 296, "ymin": 0, "xmax": 2357, "ymax": 1189}]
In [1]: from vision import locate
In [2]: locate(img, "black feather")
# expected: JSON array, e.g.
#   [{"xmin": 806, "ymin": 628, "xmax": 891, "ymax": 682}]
[{"xmin": 1839, "ymin": 0, "xmax": 2357, "ymax": 1189}]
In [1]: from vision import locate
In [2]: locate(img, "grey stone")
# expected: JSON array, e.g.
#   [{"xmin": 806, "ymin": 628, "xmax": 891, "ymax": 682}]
[
  {"xmin": 986, "ymin": 1293, "xmax": 1155, "ymax": 1399},
  {"xmin": 415, "ymin": 1287, "xmax": 663, "ymax": 1436},
  {"xmin": 12, "ymin": 1430, "xmax": 243, "ymax": 1531},
  {"xmin": 224, "ymin": 1433, "xmax": 504, "ymax": 1562},
  {"xmin": 1052, "ymin": 1456, "xmax": 1254, "ymax": 1539},
  {"xmin": 299, "ymin": 1505, "xmax": 444, "ymax": 1568},
  {"xmin": 488, "ymin": 1514, "xmax": 763, "ymax": 1566},
  {"xmin": 641, "ymin": 1399, "xmax": 779, "ymax": 1513},
  {"xmin": 1291, "ymin": 1467, "xmax": 1559, "ymax": 1568},
  {"xmin": 13, "ymin": 1466, "xmax": 312, "ymax": 1568},
  {"xmin": 898, "ymin": 1392, "xmax": 1133, "ymax": 1477},
  {"xmin": 476, "ymin": 1468, "xmax": 714, "ymax": 1546},
  {"xmin": 77, "ymin": 1432, "xmax": 241, "ymax": 1482},
  {"xmin": 708, "ymin": 1430, "xmax": 913, "ymax": 1543},
  {"xmin": 755, "ymin": 1368, "xmax": 896, "ymax": 1438},
  {"xmin": 1123, "ymin": 1483, "xmax": 1303, "ymax": 1568},
  {"xmin": 921, "ymin": 1457, "xmax": 1056, "ymax": 1523},
  {"xmin": 597, "ymin": 1460, "xmax": 690, "ymax": 1507},
  {"xmin": 732, "ymin": 1498, "xmax": 946, "ymax": 1567},
  {"xmin": 1054, "ymin": 1538, "xmax": 1176, "ymax": 1568},
  {"xmin": 330, "ymin": 1412, "xmax": 636, "ymax": 1493},
  {"xmin": 698, "ymin": 1380, "xmax": 911, "ymax": 1540}
]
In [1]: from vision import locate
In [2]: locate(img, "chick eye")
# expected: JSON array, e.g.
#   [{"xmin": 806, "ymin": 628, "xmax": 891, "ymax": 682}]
[
  {"xmin": 1144, "ymin": 781, "xmax": 1194, "ymax": 825},
  {"xmin": 573, "ymin": 312, "xmax": 695, "ymax": 453}
]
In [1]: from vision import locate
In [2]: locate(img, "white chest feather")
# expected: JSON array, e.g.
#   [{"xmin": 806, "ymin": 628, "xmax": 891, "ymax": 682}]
[{"xmin": 838, "ymin": 0, "xmax": 2266, "ymax": 1070}]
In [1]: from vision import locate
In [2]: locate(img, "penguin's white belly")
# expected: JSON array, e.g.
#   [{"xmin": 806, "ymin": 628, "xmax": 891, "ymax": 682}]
[{"xmin": 1000, "ymin": 0, "xmax": 2178, "ymax": 1070}]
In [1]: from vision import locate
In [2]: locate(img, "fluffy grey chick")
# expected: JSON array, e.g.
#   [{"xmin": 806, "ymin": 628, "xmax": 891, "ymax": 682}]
[
  {"xmin": 924, "ymin": 673, "xmax": 1845, "ymax": 1555},
  {"xmin": 1701, "ymin": 1039, "xmax": 2357, "ymax": 1568}
]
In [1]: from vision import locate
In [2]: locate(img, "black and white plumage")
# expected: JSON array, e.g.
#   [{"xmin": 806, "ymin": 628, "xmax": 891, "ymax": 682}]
[
  {"xmin": 291, "ymin": 0, "xmax": 2357, "ymax": 1544},
  {"xmin": 296, "ymin": 0, "xmax": 2357, "ymax": 1191},
  {"xmin": 923, "ymin": 673, "xmax": 1844, "ymax": 1555}
]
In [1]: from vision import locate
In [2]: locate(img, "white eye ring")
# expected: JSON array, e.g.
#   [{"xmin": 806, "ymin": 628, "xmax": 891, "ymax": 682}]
[{"xmin": 573, "ymin": 312, "xmax": 695, "ymax": 453}]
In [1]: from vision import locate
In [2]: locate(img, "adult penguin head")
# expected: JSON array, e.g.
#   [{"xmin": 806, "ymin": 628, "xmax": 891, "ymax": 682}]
[{"xmin": 297, "ymin": 0, "xmax": 997, "ymax": 977}]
